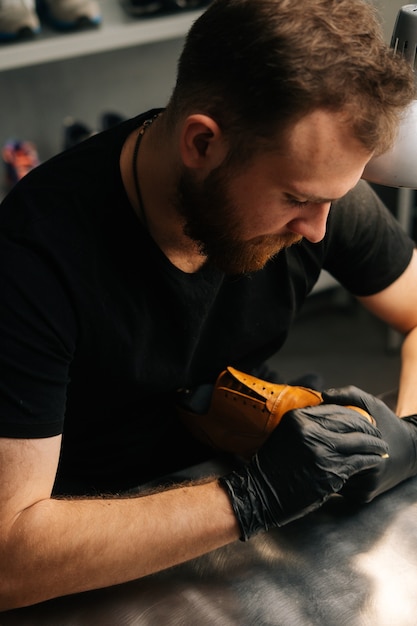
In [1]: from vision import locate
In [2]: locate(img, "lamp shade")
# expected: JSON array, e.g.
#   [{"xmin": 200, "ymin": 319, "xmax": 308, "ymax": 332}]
[
  {"xmin": 362, "ymin": 99, "xmax": 417, "ymax": 189},
  {"xmin": 362, "ymin": 4, "xmax": 417, "ymax": 189}
]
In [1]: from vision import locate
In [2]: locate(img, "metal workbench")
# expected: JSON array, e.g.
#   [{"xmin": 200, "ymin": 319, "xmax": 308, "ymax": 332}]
[{"xmin": 2, "ymin": 473, "xmax": 417, "ymax": 626}]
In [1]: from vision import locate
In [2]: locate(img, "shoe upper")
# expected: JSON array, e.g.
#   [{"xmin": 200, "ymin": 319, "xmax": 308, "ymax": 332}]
[{"xmin": 0, "ymin": 0, "xmax": 40, "ymax": 36}]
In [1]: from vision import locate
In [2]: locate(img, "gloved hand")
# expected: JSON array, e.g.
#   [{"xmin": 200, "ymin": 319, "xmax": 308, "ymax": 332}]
[
  {"xmin": 323, "ymin": 386, "xmax": 417, "ymax": 503},
  {"xmin": 219, "ymin": 403, "xmax": 388, "ymax": 540}
]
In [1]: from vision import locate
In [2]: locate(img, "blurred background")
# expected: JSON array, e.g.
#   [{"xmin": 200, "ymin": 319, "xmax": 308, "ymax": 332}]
[
  {"xmin": 0, "ymin": 1, "xmax": 408, "ymax": 168},
  {"xmin": 0, "ymin": 0, "xmax": 414, "ymax": 399}
]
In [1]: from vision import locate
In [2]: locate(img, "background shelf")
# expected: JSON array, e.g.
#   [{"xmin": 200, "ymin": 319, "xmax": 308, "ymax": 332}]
[{"xmin": 0, "ymin": 3, "xmax": 202, "ymax": 71}]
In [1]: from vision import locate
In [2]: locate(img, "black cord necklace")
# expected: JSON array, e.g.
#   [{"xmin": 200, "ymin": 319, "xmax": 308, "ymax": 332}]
[{"xmin": 132, "ymin": 113, "xmax": 160, "ymax": 230}]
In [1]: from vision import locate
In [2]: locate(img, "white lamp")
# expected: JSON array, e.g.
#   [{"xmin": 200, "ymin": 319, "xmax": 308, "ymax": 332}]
[{"xmin": 363, "ymin": 4, "xmax": 417, "ymax": 189}]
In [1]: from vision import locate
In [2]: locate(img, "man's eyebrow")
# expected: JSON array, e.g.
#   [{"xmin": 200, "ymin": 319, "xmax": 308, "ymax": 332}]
[
  {"xmin": 286, "ymin": 184, "xmax": 358, "ymax": 203},
  {"xmin": 285, "ymin": 191, "xmax": 337, "ymax": 203}
]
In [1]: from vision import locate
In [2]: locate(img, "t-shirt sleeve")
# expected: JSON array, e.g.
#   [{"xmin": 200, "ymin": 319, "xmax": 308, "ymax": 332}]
[
  {"xmin": 322, "ymin": 180, "xmax": 415, "ymax": 296},
  {"xmin": 0, "ymin": 235, "xmax": 77, "ymax": 438}
]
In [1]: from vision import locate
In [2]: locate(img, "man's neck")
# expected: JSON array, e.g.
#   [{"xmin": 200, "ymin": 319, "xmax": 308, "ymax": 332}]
[{"xmin": 120, "ymin": 117, "xmax": 206, "ymax": 273}]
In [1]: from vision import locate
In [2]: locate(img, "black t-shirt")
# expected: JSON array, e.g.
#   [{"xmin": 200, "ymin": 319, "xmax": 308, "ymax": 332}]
[{"xmin": 0, "ymin": 111, "xmax": 414, "ymax": 494}]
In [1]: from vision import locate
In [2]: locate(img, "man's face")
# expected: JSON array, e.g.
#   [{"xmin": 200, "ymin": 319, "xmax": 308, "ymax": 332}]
[
  {"xmin": 176, "ymin": 109, "xmax": 373, "ymax": 275},
  {"xmin": 176, "ymin": 165, "xmax": 302, "ymax": 275}
]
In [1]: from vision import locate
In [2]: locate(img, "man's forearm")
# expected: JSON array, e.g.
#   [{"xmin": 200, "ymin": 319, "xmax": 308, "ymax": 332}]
[
  {"xmin": 397, "ymin": 326, "xmax": 417, "ymax": 416},
  {"xmin": 0, "ymin": 480, "xmax": 239, "ymax": 611}
]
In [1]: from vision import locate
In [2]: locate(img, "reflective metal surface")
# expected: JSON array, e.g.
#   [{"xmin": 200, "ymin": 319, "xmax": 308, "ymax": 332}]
[{"xmin": 2, "ymin": 472, "xmax": 417, "ymax": 626}]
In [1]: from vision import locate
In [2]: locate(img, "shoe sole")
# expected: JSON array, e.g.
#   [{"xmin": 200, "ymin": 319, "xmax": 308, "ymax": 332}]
[
  {"xmin": 0, "ymin": 24, "xmax": 40, "ymax": 40},
  {"xmin": 120, "ymin": 1, "xmax": 163, "ymax": 17},
  {"xmin": 36, "ymin": 0, "xmax": 101, "ymax": 30},
  {"xmin": 48, "ymin": 14, "xmax": 101, "ymax": 30}
]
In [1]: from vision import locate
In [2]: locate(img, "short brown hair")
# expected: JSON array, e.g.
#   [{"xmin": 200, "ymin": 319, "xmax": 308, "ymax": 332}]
[{"xmin": 165, "ymin": 0, "xmax": 415, "ymax": 157}]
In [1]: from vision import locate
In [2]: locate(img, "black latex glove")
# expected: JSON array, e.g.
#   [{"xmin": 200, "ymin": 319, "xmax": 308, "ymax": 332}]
[
  {"xmin": 323, "ymin": 386, "xmax": 417, "ymax": 503},
  {"xmin": 219, "ymin": 403, "xmax": 388, "ymax": 540}
]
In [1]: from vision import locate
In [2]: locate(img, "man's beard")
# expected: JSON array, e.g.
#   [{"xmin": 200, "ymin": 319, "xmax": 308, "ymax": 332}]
[{"xmin": 175, "ymin": 165, "xmax": 302, "ymax": 275}]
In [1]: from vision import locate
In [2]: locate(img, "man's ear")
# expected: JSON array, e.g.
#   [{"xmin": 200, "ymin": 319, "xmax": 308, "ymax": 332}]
[{"xmin": 179, "ymin": 114, "xmax": 228, "ymax": 172}]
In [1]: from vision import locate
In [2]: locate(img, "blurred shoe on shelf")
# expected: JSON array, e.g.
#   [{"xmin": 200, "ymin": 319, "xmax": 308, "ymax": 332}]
[
  {"xmin": 163, "ymin": 0, "xmax": 210, "ymax": 10},
  {"xmin": 100, "ymin": 111, "xmax": 126, "ymax": 131},
  {"xmin": 63, "ymin": 117, "xmax": 95, "ymax": 150},
  {"xmin": 120, "ymin": 0, "xmax": 210, "ymax": 17},
  {"xmin": 36, "ymin": 0, "xmax": 101, "ymax": 30},
  {"xmin": 2, "ymin": 139, "xmax": 40, "ymax": 189},
  {"xmin": 0, "ymin": 0, "xmax": 40, "ymax": 41},
  {"xmin": 119, "ymin": 0, "xmax": 163, "ymax": 17},
  {"xmin": 63, "ymin": 113, "xmax": 126, "ymax": 152}
]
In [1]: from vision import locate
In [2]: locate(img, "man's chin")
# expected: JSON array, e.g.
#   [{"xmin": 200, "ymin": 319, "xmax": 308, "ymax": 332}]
[{"xmin": 209, "ymin": 234, "xmax": 302, "ymax": 275}]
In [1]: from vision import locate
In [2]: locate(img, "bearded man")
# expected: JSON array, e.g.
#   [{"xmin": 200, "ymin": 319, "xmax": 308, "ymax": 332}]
[{"xmin": 1, "ymin": 0, "xmax": 417, "ymax": 611}]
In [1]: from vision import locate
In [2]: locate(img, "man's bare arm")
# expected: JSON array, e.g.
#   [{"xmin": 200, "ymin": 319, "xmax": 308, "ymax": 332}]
[
  {"xmin": 0, "ymin": 435, "xmax": 240, "ymax": 611},
  {"xmin": 357, "ymin": 248, "xmax": 417, "ymax": 416},
  {"xmin": 0, "ymin": 403, "xmax": 388, "ymax": 612}
]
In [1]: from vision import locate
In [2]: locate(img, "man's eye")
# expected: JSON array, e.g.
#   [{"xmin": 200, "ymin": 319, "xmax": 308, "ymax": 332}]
[{"xmin": 287, "ymin": 197, "xmax": 309, "ymax": 208}]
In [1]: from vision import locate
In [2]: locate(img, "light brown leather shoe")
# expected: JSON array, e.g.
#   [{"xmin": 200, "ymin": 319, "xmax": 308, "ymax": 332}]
[{"xmin": 177, "ymin": 366, "xmax": 374, "ymax": 459}]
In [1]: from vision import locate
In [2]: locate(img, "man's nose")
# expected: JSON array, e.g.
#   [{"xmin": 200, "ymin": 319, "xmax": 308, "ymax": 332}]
[{"xmin": 287, "ymin": 202, "xmax": 331, "ymax": 244}]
